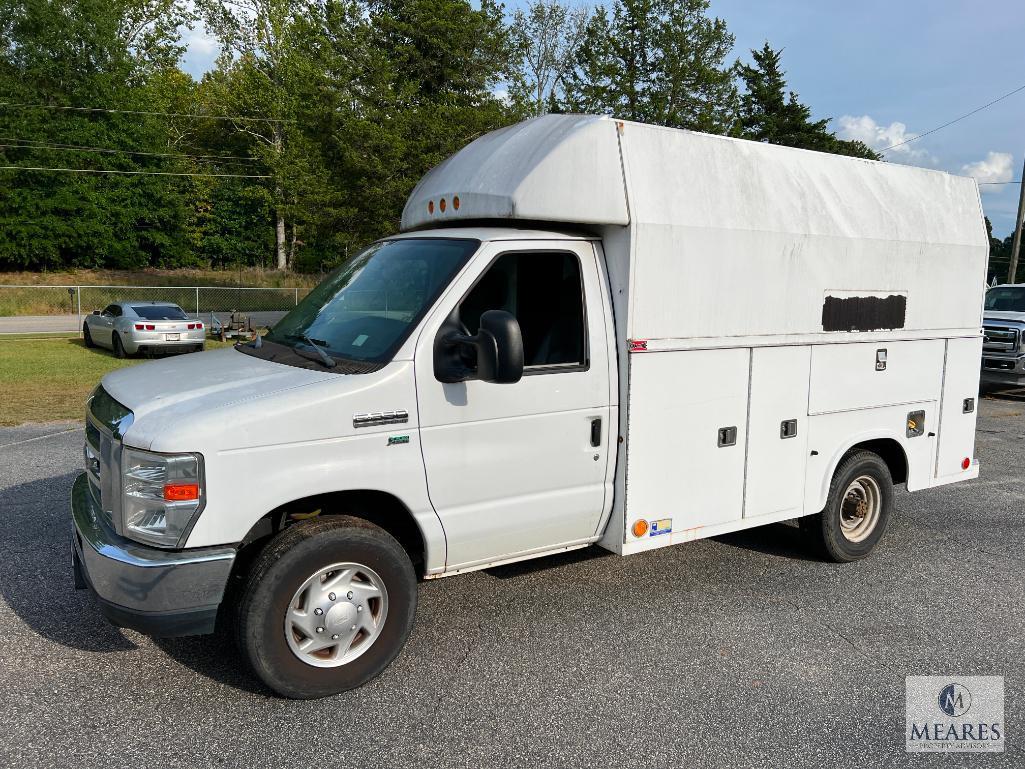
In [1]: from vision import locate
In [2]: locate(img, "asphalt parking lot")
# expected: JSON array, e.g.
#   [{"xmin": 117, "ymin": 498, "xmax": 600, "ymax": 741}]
[{"xmin": 1, "ymin": 399, "xmax": 1022, "ymax": 768}]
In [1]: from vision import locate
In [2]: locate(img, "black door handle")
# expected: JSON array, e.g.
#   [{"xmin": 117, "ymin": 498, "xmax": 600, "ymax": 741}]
[{"xmin": 590, "ymin": 418, "xmax": 602, "ymax": 447}]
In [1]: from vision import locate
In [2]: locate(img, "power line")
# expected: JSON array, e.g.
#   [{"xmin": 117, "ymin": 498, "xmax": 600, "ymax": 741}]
[
  {"xmin": 0, "ymin": 141, "xmax": 261, "ymax": 168},
  {"xmin": 0, "ymin": 164, "xmax": 270, "ymax": 178},
  {"xmin": 880, "ymin": 83, "xmax": 1025, "ymax": 153},
  {"xmin": 0, "ymin": 102, "xmax": 294, "ymax": 123},
  {"xmin": 0, "ymin": 136, "xmax": 261, "ymax": 163}
]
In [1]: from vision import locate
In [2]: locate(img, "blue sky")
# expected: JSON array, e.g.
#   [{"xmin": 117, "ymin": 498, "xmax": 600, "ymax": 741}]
[{"xmin": 182, "ymin": 0, "xmax": 1025, "ymax": 236}]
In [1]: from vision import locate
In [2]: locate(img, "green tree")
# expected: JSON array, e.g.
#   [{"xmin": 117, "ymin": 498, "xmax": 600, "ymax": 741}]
[
  {"xmin": 738, "ymin": 43, "xmax": 879, "ymax": 159},
  {"xmin": 0, "ymin": 0, "xmax": 197, "ymax": 270},
  {"xmin": 507, "ymin": 0, "xmax": 589, "ymax": 117},
  {"xmin": 294, "ymin": 0, "xmax": 517, "ymax": 270},
  {"xmin": 196, "ymin": 0, "xmax": 333, "ymax": 270},
  {"xmin": 562, "ymin": 0, "xmax": 737, "ymax": 132}
]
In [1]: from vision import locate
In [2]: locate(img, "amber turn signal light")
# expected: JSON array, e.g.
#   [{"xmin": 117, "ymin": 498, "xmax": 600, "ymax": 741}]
[{"xmin": 163, "ymin": 483, "xmax": 199, "ymax": 501}]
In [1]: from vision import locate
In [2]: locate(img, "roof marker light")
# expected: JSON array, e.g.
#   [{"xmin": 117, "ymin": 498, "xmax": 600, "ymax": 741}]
[
  {"xmin": 428, "ymin": 200, "xmax": 434, "ymax": 214},
  {"xmin": 439, "ymin": 197, "xmax": 447, "ymax": 213},
  {"xmin": 453, "ymin": 195, "xmax": 460, "ymax": 210}
]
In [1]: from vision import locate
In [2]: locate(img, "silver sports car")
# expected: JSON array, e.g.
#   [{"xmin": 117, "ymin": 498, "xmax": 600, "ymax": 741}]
[{"xmin": 83, "ymin": 301, "xmax": 206, "ymax": 357}]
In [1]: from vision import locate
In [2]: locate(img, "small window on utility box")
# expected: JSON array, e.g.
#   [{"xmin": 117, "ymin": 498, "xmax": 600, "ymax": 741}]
[{"xmin": 459, "ymin": 251, "xmax": 586, "ymax": 370}]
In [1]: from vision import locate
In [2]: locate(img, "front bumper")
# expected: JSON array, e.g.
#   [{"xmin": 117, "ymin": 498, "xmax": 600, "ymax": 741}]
[
  {"xmin": 71, "ymin": 472, "xmax": 235, "ymax": 636},
  {"xmin": 981, "ymin": 354, "xmax": 1025, "ymax": 386}
]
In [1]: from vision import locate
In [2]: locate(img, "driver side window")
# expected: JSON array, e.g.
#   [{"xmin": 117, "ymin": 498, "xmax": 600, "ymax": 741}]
[
  {"xmin": 459, "ymin": 251, "xmax": 587, "ymax": 371},
  {"xmin": 102, "ymin": 304, "xmax": 118, "ymax": 317}
]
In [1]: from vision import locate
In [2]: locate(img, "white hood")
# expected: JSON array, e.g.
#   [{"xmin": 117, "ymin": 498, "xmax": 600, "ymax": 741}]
[{"xmin": 100, "ymin": 348, "xmax": 343, "ymax": 451}]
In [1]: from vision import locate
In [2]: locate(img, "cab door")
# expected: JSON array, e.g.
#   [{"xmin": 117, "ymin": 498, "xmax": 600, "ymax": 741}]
[{"xmin": 414, "ymin": 240, "xmax": 612, "ymax": 571}]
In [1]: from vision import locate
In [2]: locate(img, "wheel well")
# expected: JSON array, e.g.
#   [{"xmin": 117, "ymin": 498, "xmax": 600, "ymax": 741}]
[
  {"xmin": 237, "ymin": 490, "xmax": 427, "ymax": 577},
  {"xmin": 846, "ymin": 438, "xmax": 908, "ymax": 485}
]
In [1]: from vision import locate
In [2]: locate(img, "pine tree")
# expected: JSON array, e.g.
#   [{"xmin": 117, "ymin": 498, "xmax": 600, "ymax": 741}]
[
  {"xmin": 562, "ymin": 0, "xmax": 737, "ymax": 133},
  {"xmin": 738, "ymin": 43, "xmax": 879, "ymax": 160}
]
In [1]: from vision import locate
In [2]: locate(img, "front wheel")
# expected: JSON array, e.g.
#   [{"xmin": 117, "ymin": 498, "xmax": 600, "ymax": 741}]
[
  {"xmin": 804, "ymin": 450, "xmax": 893, "ymax": 562},
  {"xmin": 82, "ymin": 323, "xmax": 95, "ymax": 348},
  {"xmin": 236, "ymin": 516, "xmax": 417, "ymax": 699}
]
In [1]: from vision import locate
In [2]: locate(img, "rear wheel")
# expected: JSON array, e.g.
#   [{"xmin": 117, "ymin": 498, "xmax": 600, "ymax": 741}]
[
  {"xmin": 82, "ymin": 324, "xmax": 95, "ymax": 348},
  {"xmin": 112, "ymin": 332, "xmax": 127, "ymax": 359},
  {"xmin": 236, "ymin": 516, "xmax": 417, "ymax": 699},
  {"xmin": 804, "ymin": 450, "xmax": 893, "ymax": 562}
]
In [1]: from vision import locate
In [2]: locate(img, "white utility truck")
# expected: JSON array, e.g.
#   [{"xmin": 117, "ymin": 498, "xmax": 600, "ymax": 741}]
[{"xmin": 72, "ymin": 115, "xmax": 987, "ymax": 698}]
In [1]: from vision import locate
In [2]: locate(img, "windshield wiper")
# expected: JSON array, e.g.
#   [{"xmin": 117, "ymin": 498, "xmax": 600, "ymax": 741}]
[{"xmin": 286, "ymin": 333, "xmax": 336, "ymax": 368}]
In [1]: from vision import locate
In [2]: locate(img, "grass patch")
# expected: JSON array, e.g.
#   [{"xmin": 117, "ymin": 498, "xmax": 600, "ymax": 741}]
[{"xmin": 0, "ymin": 336, "xmax": 234, "ymax": 426}]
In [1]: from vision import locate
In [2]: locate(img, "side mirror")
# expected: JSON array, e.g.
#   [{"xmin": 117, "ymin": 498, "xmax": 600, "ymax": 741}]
[
  {"xmin": 475, "ymin": 310, "xmax": 524, "ymax": 383},
  {"xmin": 434, "ymin": 310, "xmax": 524, "ymax": 384},
  {"xmin": 92, "ymin": 310, "xmax": 100, "ymax": 315}
]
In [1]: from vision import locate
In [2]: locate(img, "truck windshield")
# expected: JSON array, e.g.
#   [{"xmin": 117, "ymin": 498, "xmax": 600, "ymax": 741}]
[
  {"xmin": 259, "ymin": 238, "xmax": 479, "ymax": 368},
  {"xmin": 985, "ymin": 287, "xmax": 1025, "ymax": 313}
]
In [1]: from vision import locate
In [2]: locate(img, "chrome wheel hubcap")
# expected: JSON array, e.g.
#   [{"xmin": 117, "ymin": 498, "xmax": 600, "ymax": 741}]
[
  {"xmin": 839, "ymin": 475, "xmax": 881, "ymax": 543},
  {"xmin": 285, "ymin": 562, "xmax": 388, "ymax": 668}
]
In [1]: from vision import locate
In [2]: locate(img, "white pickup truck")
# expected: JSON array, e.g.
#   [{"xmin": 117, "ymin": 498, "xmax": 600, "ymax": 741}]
[
  {"xmin": 981, "ymin": 284, "xmax": 1025, "ymax": 387},
  {"xmin": 72, "ymin": 115, "xmax": 988, "ymax": 698}
]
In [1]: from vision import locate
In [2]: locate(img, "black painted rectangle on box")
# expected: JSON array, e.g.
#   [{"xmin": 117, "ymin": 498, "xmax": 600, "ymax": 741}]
[{"xmin": 822, "ymin": 294, "xmax": 906, "ymax": 332}]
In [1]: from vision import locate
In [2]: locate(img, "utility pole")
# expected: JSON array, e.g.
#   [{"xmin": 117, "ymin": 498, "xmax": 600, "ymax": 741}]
[{"xmin": 1007, "ymin": 156, "xmax": 1025, "ymax": 284}]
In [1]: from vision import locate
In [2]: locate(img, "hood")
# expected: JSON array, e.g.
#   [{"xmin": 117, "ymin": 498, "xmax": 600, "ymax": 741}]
[
  {"xmin": 102, "ymin": 347, "xmax": 334, "ymax": 419},
  {"xmin": 101, "ymin": 348, "xmax": 338, "ymax": 450},
  {"xmin": 983, "ymin": 311, "xmax": 1025, "ymax": 325},
  {"xmin": 101, "ymin": 347, "xmax": 417, "ymax": 454}
]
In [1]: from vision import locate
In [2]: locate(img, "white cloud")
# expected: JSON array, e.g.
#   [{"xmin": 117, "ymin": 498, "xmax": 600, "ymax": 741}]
[
  {"xmin": 184, "ymin": 26, "xmax": 218, "ymax": 56},
  {"xmin": 836, "ymin": 114, "xmax": 934, "ymax": 165},
  {"xmin": 962, "ymin": 151, "xmax": 1014, "ymax": 193}
]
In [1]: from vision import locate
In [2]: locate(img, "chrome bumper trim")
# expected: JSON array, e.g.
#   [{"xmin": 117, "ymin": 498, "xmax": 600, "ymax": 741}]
[{"xmin": 71, "ymin": 473, "xmax": 235, "ymax": 614}]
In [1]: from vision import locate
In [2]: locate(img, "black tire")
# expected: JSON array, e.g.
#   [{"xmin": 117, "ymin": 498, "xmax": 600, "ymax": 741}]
[
  {"xmin": 804, "ymin": 450, "xmax": 893, "ymax": 562},
  {"xmin": 82, "ymin": 323, "xmax": 95, "ymax": 348},
  {"xmin": 112, "ymin": 332, "xmax": 127, "ymax": 359},
  {"xmin": 235, "ymin": 516, "xmax": 417, "ymax": 699}
]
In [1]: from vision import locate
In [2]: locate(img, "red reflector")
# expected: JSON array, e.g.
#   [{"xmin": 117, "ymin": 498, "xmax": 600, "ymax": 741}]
[
  {"xmin": 145, "ymin": 324, "xmax": 155, "ymax": 331},
  {"xmin": 134, "ymin": 324, "xmax": 144, "ymax": 330},
  {"xmin": 962, "ymin": 457, "xmax": 971, "ymax": 470},
  {"xmin": 163, "ymin": 483, "xmax": 199, "ymax": 501},
  {"xmin": 628, "ymin": 339, "xmax": 648, "ymax": 352}
]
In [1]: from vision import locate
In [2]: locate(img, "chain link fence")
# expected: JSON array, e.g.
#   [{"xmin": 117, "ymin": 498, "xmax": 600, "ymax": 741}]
[{"xmin": 0, "ymin": 284, "xmax": 311, "ymax": 333}]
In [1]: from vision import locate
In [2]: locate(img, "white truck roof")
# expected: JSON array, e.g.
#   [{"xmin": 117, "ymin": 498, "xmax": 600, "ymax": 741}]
[{"xmin": 403, "ymin": 114, "xmax": 988, "ymax": 343}]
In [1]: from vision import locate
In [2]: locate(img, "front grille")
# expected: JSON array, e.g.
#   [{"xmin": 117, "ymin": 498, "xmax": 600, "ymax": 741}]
[
  {"xmin": 984, "ymin": 358, "xmax": 1016, "ymax": 371},
  {"xmin": 982, "ymin": 325, "xmax": 1020, "ymax": 353},
  {"xmin": 84, "ymin": 386, "xmax": 132, "ymax": 532}
]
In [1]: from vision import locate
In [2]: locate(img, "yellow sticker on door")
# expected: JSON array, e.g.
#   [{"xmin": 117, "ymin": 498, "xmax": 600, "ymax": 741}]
[{"xmin": 650, "ymin": 518, "xmax": 672, "ymax": 537}]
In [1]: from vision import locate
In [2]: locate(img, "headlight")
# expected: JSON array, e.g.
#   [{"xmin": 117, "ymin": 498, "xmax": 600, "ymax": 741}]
[{"xmin": 121, "ymin": 446, "xmax": 205, "ymax": 548}]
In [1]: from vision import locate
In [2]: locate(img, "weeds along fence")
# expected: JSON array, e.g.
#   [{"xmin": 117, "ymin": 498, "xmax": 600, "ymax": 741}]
[{"xmin": 0, "ymin": 284, "xmax": 311, "ymax": 330}]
